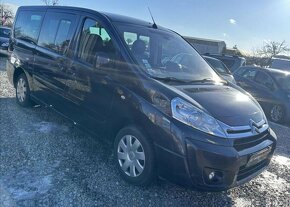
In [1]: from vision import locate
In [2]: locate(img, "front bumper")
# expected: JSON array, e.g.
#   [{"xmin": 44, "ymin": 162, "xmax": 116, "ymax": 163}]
[{"xmin": 155, "ymin": 125, "xmax": 277, "ymax": 191}]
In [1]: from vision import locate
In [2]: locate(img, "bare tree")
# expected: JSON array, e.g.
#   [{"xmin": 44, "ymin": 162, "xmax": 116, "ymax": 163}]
[
  {"xmin": 0, "ymin": 3, "xmax": 14, "ymax": 27},
  {"xmin": 249, "ymin": 41, "xmax": 290, "ymax": 66},
  {"xmin": 258, "ymin": 40, "xmax": 290, "ymax": 58},
  {"xmin": 42, "ymin": 0, "xmax": 59, "ymax": 6}
]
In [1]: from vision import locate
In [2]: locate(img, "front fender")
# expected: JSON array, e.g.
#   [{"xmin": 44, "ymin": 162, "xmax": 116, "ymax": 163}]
[{"xmin": 107, "ymin": 85, "xmax": 186, "ymax": 156}]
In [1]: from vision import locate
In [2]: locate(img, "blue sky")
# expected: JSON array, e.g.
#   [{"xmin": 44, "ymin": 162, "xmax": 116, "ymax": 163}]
[{"xmin": 5, "ymin": 0, "xmax": 290, "ymax": 53}]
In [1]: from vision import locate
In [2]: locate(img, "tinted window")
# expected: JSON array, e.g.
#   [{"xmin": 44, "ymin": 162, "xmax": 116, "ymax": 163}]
[
  {"xmin": 205, "ymin": 57, "xmax": 230, "ymax": 75},
  {"xmin": 221, "ymin": 58, "xmax": 236, "ymax": 69},
  {"xmin": 0, "ymin": 28, "xmax": 11, "ymax": 38},
  {"xmin": 117, "ymin": 24, "xmax": 221, "ymax": 82},
  {"xmin": 242, "ymin": 68, "xmax": 257, "ymax": 80},
  {"xmin": 14, "ymin": 11, "xmax": 44, "ymax": 44},
  {"xmin": 255, "ymin": 72, "xmax": 275, "ymax": 90},
  {"xmin": 55, "ymin": 20, "xmax": 72, "ymax": 54},
  {"xmin": 272, "ymin": 72, "xmax": 290, "ymax": 91},
  {"xmin": 235, "ymin": 67, "xmax": 247, "ymax": 76},
  {"xmin": 38, "ymin": 12, "xmax": 76, "ymax": 54},
  {"xmin": 78, "ymin": 18, "xmax": 116, "ymax": 65}
]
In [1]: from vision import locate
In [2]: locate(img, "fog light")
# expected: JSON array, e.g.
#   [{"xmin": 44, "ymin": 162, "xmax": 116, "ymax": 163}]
[
  {"xmin": 204, "ymin": 168, "xmax": 224, "ymax": 185},
  {"xmin": 209, "ymin": 171, "xmax": 215, "ymax": 180}
]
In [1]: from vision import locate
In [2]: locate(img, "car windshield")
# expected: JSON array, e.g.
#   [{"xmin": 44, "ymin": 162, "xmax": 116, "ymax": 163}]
[
  {"xmin": 204, "ymin": 57, "xmax": 230, "ymax": 75},
  {"xmin": 116, "ymin": 24, "xmax": 222, "ymax": 83},
  {"xmin": 0, "ymin": 28, "xmax": 10, "ymax": 38},
  {"xmin": 271, "ymin": 72, "xmax": 290, "ymax": 91}
]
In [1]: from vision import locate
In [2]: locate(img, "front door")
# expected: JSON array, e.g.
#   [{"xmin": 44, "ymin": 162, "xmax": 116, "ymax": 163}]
[
  {"xmin": 66, "ymin": 17, "xmax": 121, "ymax": 133},
  {"xmin": 236, "ymin": 68, "xmax": 259, "ymax": 97},
  {"xmin": 254, "ymin": 71, "xmax": 279, "ymax": 108}
]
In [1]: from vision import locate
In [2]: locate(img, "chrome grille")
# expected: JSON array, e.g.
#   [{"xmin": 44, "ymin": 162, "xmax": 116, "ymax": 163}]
[{"xmin": 219, "ymin": 119, "xmax": 269, "ymax": 139}]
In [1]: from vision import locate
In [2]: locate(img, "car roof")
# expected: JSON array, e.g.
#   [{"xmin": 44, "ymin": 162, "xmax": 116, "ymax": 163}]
[
  {"xmin": 18, "ymin": 6, "xmax": 165, "ymax": 29},
  {"xmin": 238, "ymin": 66, "xmax": 290, "ymax": 75},
  {"xmin": 203, "ymin": 55, "xmax": 222, "ymax": 62},
  {"xmin": 266, "ymin": 67, "xmax": 290, "ymax": 75},
  {"xmin": 205, "ymin": 53, "xmax": 246, "ymax": 60}
]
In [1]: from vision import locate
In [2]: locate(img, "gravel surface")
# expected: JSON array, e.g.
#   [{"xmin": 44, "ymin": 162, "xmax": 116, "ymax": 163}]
[{"xmin": 0, "ymin": 56, "xmax": 289, "ymax": 207}]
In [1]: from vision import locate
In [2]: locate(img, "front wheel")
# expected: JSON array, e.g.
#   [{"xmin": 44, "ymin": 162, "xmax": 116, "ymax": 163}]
[
  {"xmin": 114, "ymin": 126, "xmax": 155, "ymax": 186},
  {"xmin": 16, "ymin": 73, "xmax": 31, "ymax": 107},
  {"xmin": 269, "ymin": 104, "xmax": 285, "ymax": 123}
]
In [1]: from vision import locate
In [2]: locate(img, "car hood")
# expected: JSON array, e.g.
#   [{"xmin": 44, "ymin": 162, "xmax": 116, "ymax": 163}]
[{"xmin": 173, "ymin": 84, "xmax": 263, "ymax": 126}]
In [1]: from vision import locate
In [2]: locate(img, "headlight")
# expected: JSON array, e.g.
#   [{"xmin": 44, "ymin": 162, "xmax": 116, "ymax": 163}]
[
  {"xmin": 171, "ymin": 97, "xmax": 226, "ymax": 137},
  {"xmin": 1, "ymin": 42, "xmax": 8, "ymax": 47}
]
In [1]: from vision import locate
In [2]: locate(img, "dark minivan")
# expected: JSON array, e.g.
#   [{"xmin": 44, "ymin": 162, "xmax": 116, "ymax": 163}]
[
  {"xmin": 7, "ymin": 6, "xmax": 276, "ymax": 191},
  {"xmin": 234, "ymin": 66, "xmax": 290, "ymax": 123}
]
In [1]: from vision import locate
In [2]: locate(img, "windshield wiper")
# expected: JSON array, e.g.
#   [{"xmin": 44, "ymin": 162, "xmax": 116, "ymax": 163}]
[
  {"xmin": 152, "ymin": 76, "xmax": 189, "ymax": 83},
  {"xmin": 187, "ymin": 78, "xmax": 227, "ymax": 84},
  {"xmin": 152, "ymin": 77, "xmax": 227, "ymax": 85}
]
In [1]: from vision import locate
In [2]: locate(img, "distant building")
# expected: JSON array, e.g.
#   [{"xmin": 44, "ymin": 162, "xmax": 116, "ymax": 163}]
[{"xmin": 183, "ymin": 36, "xmax": 226, "ymax": 54}]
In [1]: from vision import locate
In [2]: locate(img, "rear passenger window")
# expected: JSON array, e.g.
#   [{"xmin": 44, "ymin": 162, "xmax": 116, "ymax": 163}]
[
  {"xmin": 14, "ymin": 11, "xmax": 44, "ymax": 44},
  {"xmin": 255, "ymin": 72, "xmax": 275, "ymax": 89},
  {"xmin": 78, "ymin": 18, "xmax": 117, "ymax": 65},
  {"xmin": 38, "ymin": 12, "xmax": 76, "ymax": 54},
  {"xmin": 242, "ymin": 69, "xmax": 257, "ymax": 80}
]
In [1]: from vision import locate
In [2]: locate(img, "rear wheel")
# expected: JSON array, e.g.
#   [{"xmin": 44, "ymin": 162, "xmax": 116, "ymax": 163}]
[
  {"xmin": 269, "ymin": 104, "xmax": 285, "ymax": 123},
  {"xmin": 114, "ymin": 126, "xmax": 155, "ymax": 186},
  {"xmin": 16, "ymin": 73, "xmax": 31, "ymax": 107}
]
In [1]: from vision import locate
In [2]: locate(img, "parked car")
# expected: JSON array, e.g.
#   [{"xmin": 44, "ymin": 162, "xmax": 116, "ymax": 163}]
[
  {"xmin": 205, "ymin": 53, "xmax": 246, "ymax": 72},
  {"xmin": 234, "ymin": 66, "xmax": 290, "ymax": 123},
  {"xmin": 0, "ymin": 26, "xmax": 11, "ymax": 55},
  {"xmin": 170, "ymin": 53, "xmax": 236, "ymax": 84},
  {"xmin": 203, "ymin": 55, "xmax": 236, "ymax": 84},
  {"xmin": 7, "ymin": 6, "xmax": 276, "ymax": 191},
  {"xmin": 270, "ymin": 57, "xmax": 290, "ymax": 72}
]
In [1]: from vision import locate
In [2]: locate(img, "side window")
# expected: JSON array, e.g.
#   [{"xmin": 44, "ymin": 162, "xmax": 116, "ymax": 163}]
[
  {"xmin": 235, "ymin": 67, "xmax": 246, "ymax": 76},
  {"xmin": 255, "ymin": 72, "xmax": 275, "ymax": 90},
  {"xmin": 242, "ymin": 68, "xmax": 257, "ymax": 80},
  {"xmin": 221, "ymin": 58, "xmax": 235, "ymax": 69},
  {"xmin": 38, "ymin": 12, "xmax": 76, "ymax": 54},
  {"xmin": 78, "ymin": 18, "xmax": 117, "ymax": 65},
  {"xmin": 14, "ymin": 11, "xmax": 44, "ymax": 44},
  {"xmin": 55, "ymin": 20, "xmax": 73, "ymax": 54}
]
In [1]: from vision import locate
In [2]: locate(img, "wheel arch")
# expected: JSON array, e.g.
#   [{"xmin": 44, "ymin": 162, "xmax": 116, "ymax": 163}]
[{"xmin": 13, "ymin": 67, "xmax": 34, "ymax": 91}]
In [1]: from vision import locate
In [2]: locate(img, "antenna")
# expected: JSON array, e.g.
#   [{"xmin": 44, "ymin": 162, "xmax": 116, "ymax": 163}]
[{"xmin": 148, "ymin": 7, "xmax": 157, "ymax": 29}]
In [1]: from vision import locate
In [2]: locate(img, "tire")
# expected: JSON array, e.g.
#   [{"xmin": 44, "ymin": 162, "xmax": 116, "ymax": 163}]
[
  {"xmin": 15, "ymin": 73, "xmax": 32, "ymax": 107},
  {"xmin": 269, "ymin": 104, "xmax": 285, "ymax": 123},
  {"xmin": 114, "ymin": 126, "xmax": 155, "ymax": 186}
]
